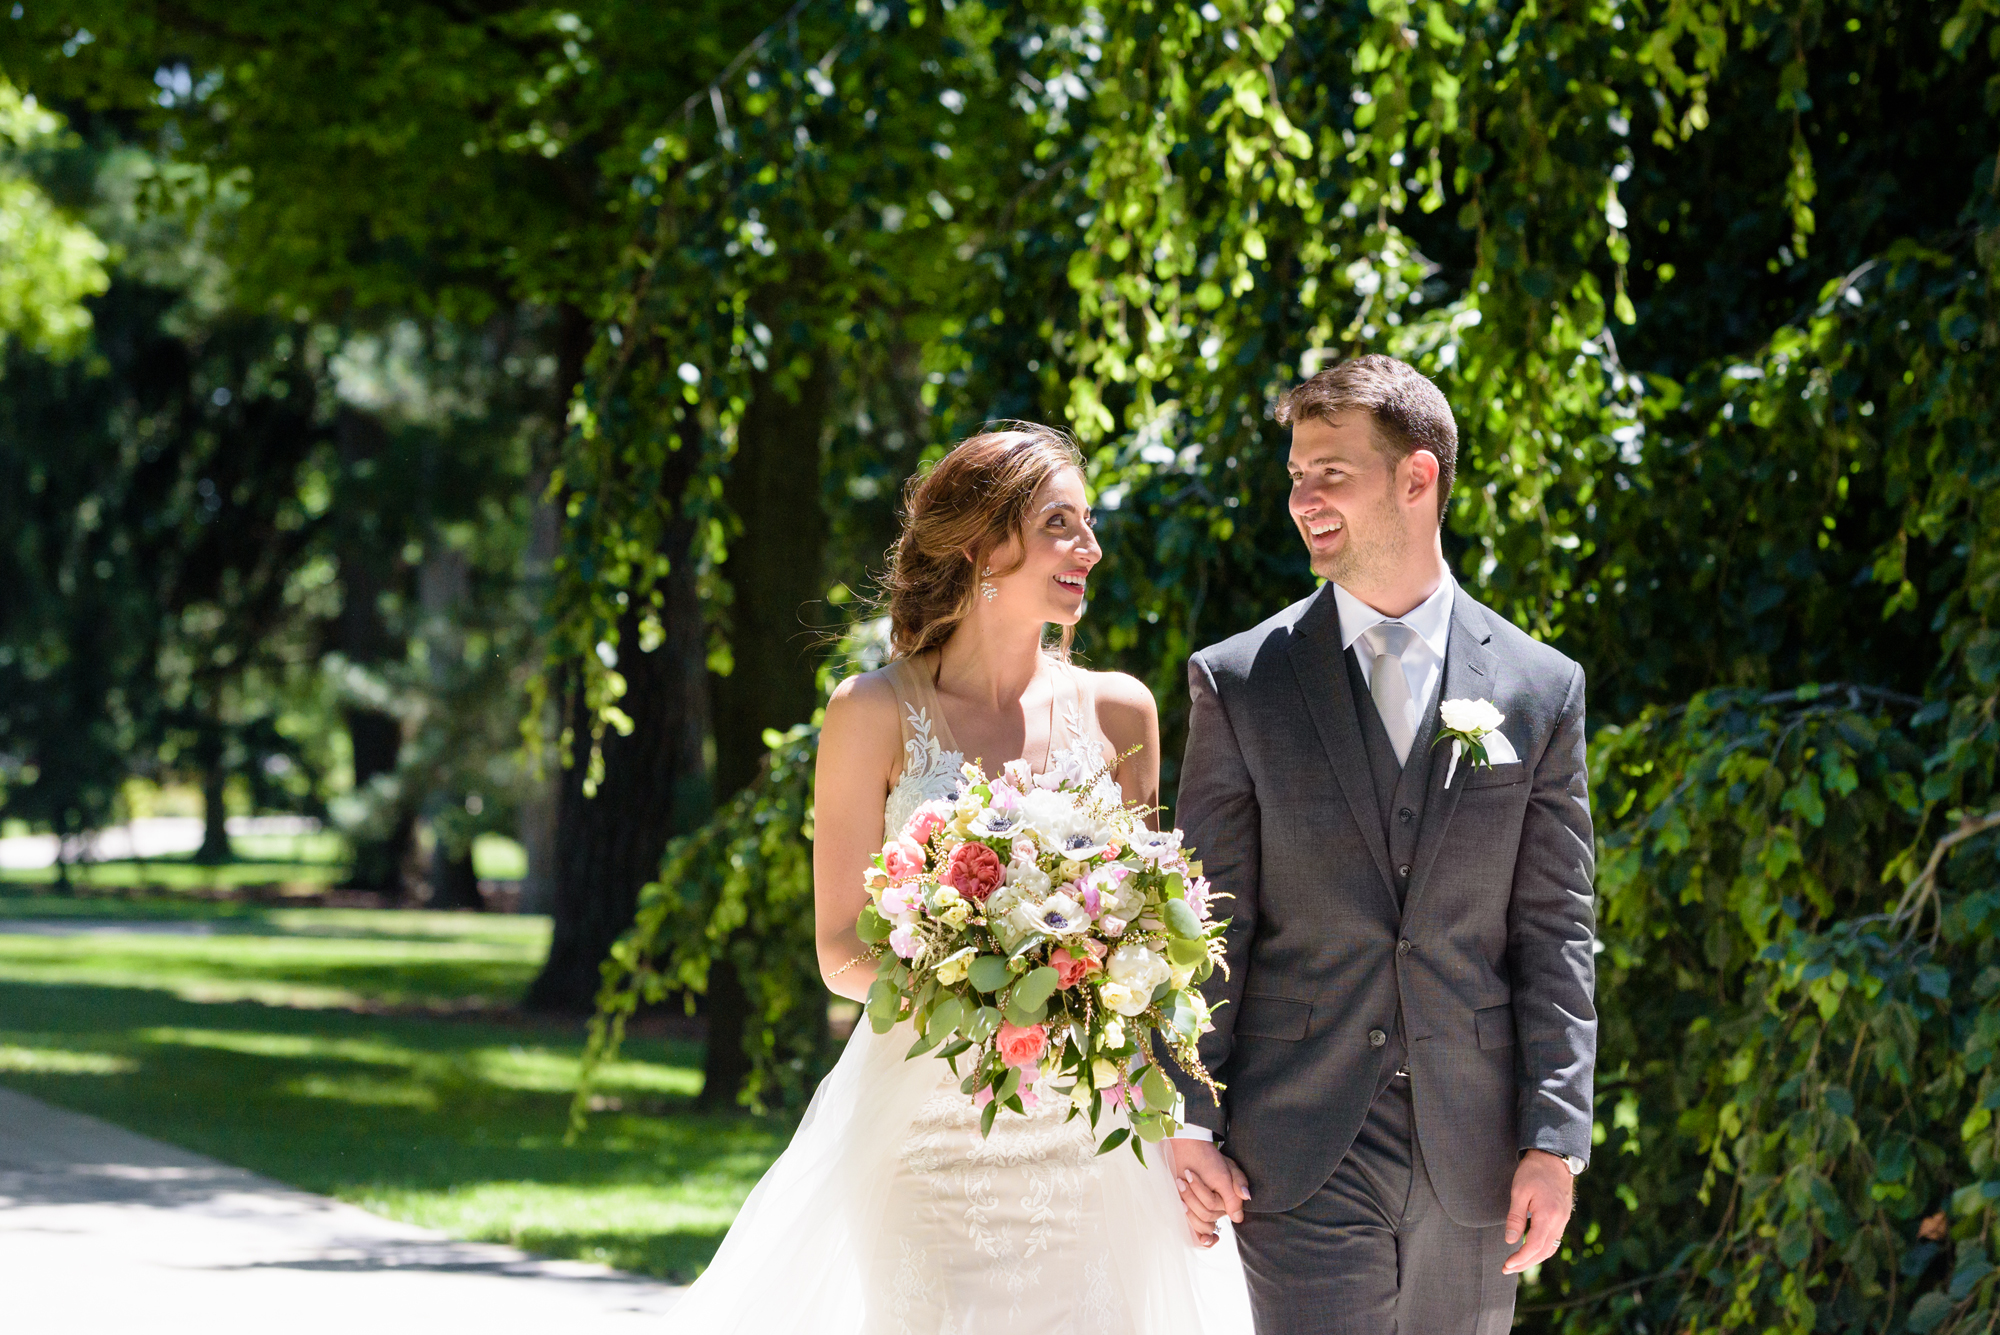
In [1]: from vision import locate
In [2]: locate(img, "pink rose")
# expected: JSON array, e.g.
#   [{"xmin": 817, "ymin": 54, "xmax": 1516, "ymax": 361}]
[
  {"xmin": 940, "ymin": 841, "xmax": 1005, "ymax": 903},
  {"xmin": 883, "ymin": 836, "xmax": 926, "ymax": 880},
  {"xmin": 880, "ymin": 882, "xmax": 920, "ymax": 916},
  {"xmin": 1011, "ymin": 836, "xmax": 1038, "ymax": 864},
  {"xmin": 888, "ymin": 926, "xmax": 921, "ymax": 959},
  {"xmin": 901, "ymin": 801, "xmax": 950, "ymax": 846},
  {"xmin": 996, "ymin": 1020, "xmax": 1048, "ymax": 1068},
  {"xmin": 1050, "ymin": 941, "xmax": 1105, "ymax": 990}
]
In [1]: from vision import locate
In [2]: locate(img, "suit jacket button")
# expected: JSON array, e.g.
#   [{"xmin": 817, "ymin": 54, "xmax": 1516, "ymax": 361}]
[
  {"xmin": 1397, "ymin": 939, "xmax": 1412, "ymax": 955},
  {"xmin": 1398, "ymin": 863, "xmax": 1412, "ymax": 878},
  {"xmin": 1368, "ymin": 1029, "xmax": 1387, "ymax": 1048},
  {"xmin": 1399, "ymin": 807, "xmax": 1415, "ymax": 823}
]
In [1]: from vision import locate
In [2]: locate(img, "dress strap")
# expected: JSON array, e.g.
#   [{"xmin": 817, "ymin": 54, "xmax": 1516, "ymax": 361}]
[
  {"xmin": 1054, "ymin": 661, "xmax": 1115, "ymax": 772},
  {"xmin": 883, "ymin": 653, "xmax": 960, "ymax": 789}
]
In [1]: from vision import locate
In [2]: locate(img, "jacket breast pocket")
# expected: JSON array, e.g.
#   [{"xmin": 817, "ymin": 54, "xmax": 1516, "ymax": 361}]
[
  {"xmin": 1474, "ymin": 1002, "xmax": 1515, "ymax": 1050},
  {"xmin": 1464, "ymin": 761, "xmax": 1527, "ymax": 790},
  {"xmin": 1236, "ymin": 995, "xmax": 1313, "ymax": 1041}
]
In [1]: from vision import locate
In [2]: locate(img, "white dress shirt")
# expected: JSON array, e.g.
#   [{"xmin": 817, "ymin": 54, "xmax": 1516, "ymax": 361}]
[
  {"xmin": 1333, "ymin": 572, "xmax": 1454, "ymax": 737},
  {"xmin": 1173, "ymin": 571, "xmax": 1454, "ymax": 1148}
]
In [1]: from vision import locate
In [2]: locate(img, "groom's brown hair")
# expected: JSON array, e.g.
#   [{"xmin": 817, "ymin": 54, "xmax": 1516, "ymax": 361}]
[{"xmin": 1276, "ymin": 354, "xmax": 1458, "ymax": 521}]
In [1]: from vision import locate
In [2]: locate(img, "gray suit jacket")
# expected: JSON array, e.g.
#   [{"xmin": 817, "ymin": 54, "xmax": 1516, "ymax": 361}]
[{"xmin": 1168, "ymin": 583, "xmax": 1597, "ymax": 1227}]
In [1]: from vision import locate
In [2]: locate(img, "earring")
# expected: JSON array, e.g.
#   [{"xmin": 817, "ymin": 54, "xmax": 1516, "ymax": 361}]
[{"xmin": 980, "ymin": 567, "xmax": 998, "ymax": 603}]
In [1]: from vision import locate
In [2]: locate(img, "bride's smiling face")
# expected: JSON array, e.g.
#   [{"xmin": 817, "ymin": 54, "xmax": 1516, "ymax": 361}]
[{"xmin": 979, "ymin": 467, "xmax": 1101, "ymax": 626}]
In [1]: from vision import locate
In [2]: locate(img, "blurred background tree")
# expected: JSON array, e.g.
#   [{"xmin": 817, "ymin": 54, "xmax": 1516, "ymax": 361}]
[{"xmin": 1, "ymin": 0, "xmax": 1996, "ymax": 1327}]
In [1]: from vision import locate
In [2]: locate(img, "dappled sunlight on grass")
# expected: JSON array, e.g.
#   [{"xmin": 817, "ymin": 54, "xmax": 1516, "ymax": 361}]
[
  {"xmin": 469, "ymin": 1044, "xmax": 701, "ymax": 1097},
  {"xmin": 0, "ymin": 920, "xmax": 549, "ymax": 1010},
  {"xmin": 285, "ymin": 1071, "xmax": 440, "ymax": 1109},
  {"xmin": 0, "ymin": 1043, "xmax": 136, "ymax": 1074},
  {"xmin": 0, "ymin": 903, "xmax": 790, "ymax": 1283}
]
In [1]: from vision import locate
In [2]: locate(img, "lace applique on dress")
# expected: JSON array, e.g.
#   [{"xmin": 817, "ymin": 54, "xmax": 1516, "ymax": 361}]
[
  {"xmin": 884, "ymin": 701, "xmax": 966, "ymax": 843},
  {"xmin": 877, "ymin": 1074, "xmax": 1128, "ymax": 1334}
]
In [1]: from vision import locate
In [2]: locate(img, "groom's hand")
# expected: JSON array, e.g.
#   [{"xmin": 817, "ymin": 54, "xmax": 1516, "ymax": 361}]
[
  {"xmin": 1503, "ymin": 1150, "xmax": 1575, "ymax": 1274},
  {"xmin": 1168, "ymin": 1138, "xmax": 1251, "ymax": 1247}
]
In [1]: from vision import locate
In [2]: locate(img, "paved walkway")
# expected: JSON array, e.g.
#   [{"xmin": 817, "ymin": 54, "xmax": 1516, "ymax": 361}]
[{"xmin": 0, "ymin": 1087, "xmax": 685, "ymax": 1332}]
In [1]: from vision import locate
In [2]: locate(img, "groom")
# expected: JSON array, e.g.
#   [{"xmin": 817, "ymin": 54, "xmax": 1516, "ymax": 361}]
[{"xmin": 1164, "ymin": 354, "xmax": 1597, "ymax": 1333}]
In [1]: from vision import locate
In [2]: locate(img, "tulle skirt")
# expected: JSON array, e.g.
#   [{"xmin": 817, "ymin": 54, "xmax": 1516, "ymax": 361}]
[{"xmin": 665, "ymin": 1021, "xmax": 1254, "ymax": 1334}]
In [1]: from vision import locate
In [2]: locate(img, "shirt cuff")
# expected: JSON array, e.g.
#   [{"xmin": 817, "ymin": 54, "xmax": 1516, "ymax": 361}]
[{"xmin": 1173, "ymin": 1125, "xmax": 1214, "ymax": 1142}]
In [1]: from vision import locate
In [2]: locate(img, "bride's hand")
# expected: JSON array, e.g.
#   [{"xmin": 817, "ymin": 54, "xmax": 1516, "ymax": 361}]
[{"xmin": 1167, "ymin": 1138, "xmax": 1251, "ymax": 1247}]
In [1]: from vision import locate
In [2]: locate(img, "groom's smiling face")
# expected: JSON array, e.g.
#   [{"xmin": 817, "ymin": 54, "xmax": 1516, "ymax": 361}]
[{"xmin": 1286, "ymin": 414, "xmax": 1412, "ymax": 588}]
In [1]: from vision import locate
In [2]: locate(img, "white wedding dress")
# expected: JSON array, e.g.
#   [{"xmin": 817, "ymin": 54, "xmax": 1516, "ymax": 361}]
[{"xmin": 665, "ymin": 654, "xmax": 1253, "ymax": 1333}]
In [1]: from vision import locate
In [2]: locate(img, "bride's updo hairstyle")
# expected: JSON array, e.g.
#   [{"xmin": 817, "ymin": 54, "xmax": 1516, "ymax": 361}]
[{"xmin": 882, "ymin": 424, "xmax": 1086, "ymax": 660}]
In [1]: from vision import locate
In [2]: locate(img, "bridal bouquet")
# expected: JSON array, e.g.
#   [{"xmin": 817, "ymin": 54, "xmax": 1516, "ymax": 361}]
[{"xmin": 855, "ymin": 755, "xmax": 1227, "ymax": 1157}]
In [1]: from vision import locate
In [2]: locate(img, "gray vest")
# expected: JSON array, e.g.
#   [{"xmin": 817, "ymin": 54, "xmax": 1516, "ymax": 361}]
[{"xmin": 1345, "ymin": 646, "xmax": 1443, "ymax": 1086}]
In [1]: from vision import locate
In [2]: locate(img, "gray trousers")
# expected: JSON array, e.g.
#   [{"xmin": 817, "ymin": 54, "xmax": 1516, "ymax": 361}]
[{"xmin": 1234, "ymin": 1076, "xmax": 1519, "ymax": 1335}]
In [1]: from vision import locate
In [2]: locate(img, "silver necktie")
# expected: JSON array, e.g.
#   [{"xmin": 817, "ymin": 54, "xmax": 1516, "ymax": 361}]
[{"xmin": 1365, "ymin": 623, "xmax": 1417, "ymax": 766}]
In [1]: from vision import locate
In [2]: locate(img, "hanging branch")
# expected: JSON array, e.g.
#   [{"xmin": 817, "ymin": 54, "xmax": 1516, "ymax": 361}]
[{"xmin": 1889, "ymin": 805, "xmax": 2000, "ymax": 935}]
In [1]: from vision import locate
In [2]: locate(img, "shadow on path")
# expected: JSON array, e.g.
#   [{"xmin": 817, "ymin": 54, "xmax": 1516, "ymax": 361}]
[{"xmin": 0, "ymin": 1087, "xmax": 684, "ymax": 1333}]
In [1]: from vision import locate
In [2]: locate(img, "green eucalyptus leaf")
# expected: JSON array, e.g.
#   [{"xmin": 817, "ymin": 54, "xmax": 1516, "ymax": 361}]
[
  {"xmin": 969, "ymin": 955, "xmax": 1013, "ymax": 994},
  {"xmin": 856, "ymin": 904, "xmax": 893, "ymax": 945}
]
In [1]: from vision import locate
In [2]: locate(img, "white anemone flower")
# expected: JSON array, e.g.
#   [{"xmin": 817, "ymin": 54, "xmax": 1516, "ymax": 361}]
[
  {"xmin": 969, "ymin": 803, "xmax": 1029, "ymax": 841},
  {"xmin": 1023, "ymin": 892, "xmax": 1091, "ymax": 937},
  {"xmin": 1126, "ymin": 828, "xmax": 1184, "ymax": 863}
]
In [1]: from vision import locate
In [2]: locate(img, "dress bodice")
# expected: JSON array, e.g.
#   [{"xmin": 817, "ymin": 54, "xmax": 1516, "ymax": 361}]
[{"xmin": 881, "ymin": 653, "xmax": 1114, "ymax": 842}]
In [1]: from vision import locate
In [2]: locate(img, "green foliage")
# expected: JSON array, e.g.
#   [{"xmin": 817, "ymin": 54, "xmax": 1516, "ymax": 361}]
[
  {"xmin": 574, "ymin": 724, "xmax": 824, "ymax": 1121},
  {"xmin": 571, "ymin": 2, "xmax": 1998, "ymax": 1331},
  {"xmin": 0, "ymin": 77, "xmax": 106, "ymax": 356},
  {"xmin": 1555, "ymin": 235, "xmax": 2000, "ymax": 1331}
]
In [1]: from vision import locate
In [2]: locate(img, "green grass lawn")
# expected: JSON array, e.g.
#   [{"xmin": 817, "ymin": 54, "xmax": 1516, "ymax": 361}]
[
  {"xmin": 0, "ymin": 830, "xmax": 527, "ymax": 890},
  {"xmin": 0, "ymin": 894, "xmax": 789, "ymax": 1281}
]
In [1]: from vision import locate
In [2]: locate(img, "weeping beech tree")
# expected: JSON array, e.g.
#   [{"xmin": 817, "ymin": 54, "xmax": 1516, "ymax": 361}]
[{"xmin": 571, "ymin": 0, "xmax": 1998, "ymax": 1329}]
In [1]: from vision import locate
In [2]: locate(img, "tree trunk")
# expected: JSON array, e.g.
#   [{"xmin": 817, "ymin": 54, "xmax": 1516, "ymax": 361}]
[
  {"xmin": 516, "ymin": 448, "xmax": 563, "ymax": 917},
  {"xmin": 525, "ymin": 311, "xmax": 712, "ymax": 1013},
  {"xmin": 525, "ymin": 581, "xmax": 710, "ymax": 1011},
  {"xmin": 334, "ymin": 408, "xmax": 417, "ymax": 900},
  {"xmin": 699, "ymin": 349, "xmax": 834, "ymax": 1097},
  {"xmin": 429, "ymin": 838, "xmax": 484, "ymax": 910},
  {"xmin": 695, "ymin": 959, "xmax": 754, "ymax": 1111},
  {"xmin": 195, "ymin": 761, "xmax": 232, "ymax": 865},
  {"xmin": 342, "ymin": 705, "xmax": 418, "ymax": 898},
  {"xmin": 710, "ymin": 352, "xmax": 834, "ymax": 795}
]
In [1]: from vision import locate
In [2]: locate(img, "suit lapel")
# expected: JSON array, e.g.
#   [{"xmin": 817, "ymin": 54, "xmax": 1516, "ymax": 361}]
[
  {"xmin": 1401, "ymin": 595, "xmax": 1497, "ymax": 924},
  {"xmin": 1285, "ymin": 588, "xmax": 1398, "ymax": 902}
]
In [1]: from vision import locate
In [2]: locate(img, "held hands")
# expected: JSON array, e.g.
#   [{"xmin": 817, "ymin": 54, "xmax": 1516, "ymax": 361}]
[
  {"xmin": 1167, "ymin": 1138, "xmax": 1251, "ymax": 1248},
  {"xmin": 1503, "ymin": 1149, "xmax": 1575, "ymax": 1275}
]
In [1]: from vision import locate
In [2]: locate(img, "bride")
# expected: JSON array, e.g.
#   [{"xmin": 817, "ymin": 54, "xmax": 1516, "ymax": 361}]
[{"xmin": 667, "ymin": 425, "xmax": 1252, "ymax": 1333}]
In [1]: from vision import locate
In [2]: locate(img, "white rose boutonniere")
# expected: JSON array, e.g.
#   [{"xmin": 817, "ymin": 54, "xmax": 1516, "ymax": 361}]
[{"xmin": 1435, "ymin": 698, "xmax": 1506, "ymax": 788}]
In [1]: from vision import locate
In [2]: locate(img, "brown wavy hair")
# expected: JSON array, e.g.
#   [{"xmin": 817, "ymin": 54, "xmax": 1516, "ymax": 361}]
[{"xmin": 881, "ymin": 423, "xmax": 1087, "ymax": 660}]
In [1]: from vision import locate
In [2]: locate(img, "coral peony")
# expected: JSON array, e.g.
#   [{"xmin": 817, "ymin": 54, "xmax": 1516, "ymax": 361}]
[
  {"xmin": 996, "ymin": 1020, "xmax": 1048, "ymax": 1068},
  {"xmin": 939, "ymin": 840, "xmax": 1005, "ymax": 902}
]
